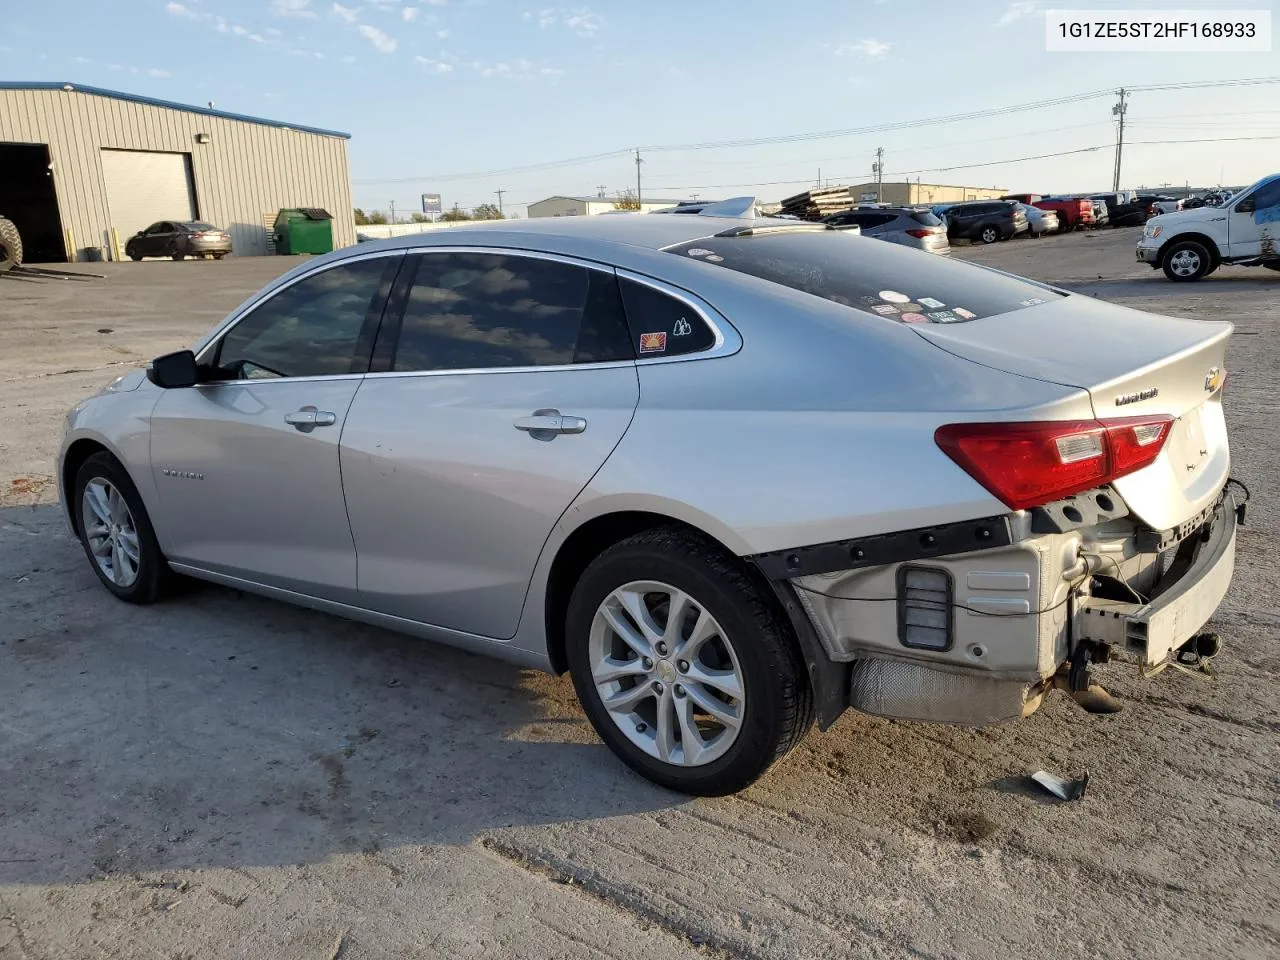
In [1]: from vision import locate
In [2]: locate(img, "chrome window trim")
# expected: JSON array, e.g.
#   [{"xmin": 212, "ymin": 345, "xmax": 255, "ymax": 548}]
[
  {"xmin": 193, "ymin": 373, "xmax": 367, "ymax": 389},
  {"xmin": 192, "ymin": 248, "xmax": 405, "ymax": 366}
]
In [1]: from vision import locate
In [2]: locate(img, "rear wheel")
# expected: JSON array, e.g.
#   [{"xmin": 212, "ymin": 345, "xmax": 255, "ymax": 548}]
[
  {"xmin": 213, "ymin": 252, "xmax": 228, "ymax": 260},
  {"xmin": 979, "ymin": 224, "xmax": 1000, "ymax": 244},
  {"xmin": 168, "ymin": 242, "xmax": 184, "ymax": 261},
  {"xmin": 565, "ymin": 528, "xmax": 813, "ymax": 796},
  {"xmin": 74, "ymin": 453, "xmax": 171, "ymax": 604},
  {"xmin": 0, "ymin": 216, "xmax": 23, "ymax": 273},
  {"xmin": 1162, "ymin": 240, "xmax": 1212, "ymax": 282}
]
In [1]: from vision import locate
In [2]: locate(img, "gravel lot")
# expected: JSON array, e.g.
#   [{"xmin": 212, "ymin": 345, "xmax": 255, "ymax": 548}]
[{"xmin": 2, "ymin": 231, "xmax": 1277, "ymax": 960}]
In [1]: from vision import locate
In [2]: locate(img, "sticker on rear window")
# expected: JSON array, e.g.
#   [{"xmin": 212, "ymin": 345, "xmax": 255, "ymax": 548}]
[
  {"xmin": 871, "ymin": 304, "xmax": 899, "ymax": 315},
  {"xmin": 687, "ymin": 248, "xmax": 713, "ymax": 257},
  {"xmin": 639, "ymin": 332, "xmax": 668, "ymax": 353},
  {"xmin": 878, "ymin": 290, "xmax": 909, "ymax": 304},
  {"xmin": 901, "ymin": 302, "xmax": 923, "ymax": 312},
  {"xmin": 705, "ymin": 254, "xmax": 723, "ymax": 262},
  {"xmin": 672, "ymin": 318, "xmax": 693, "ymax": 336},
  {"xmin": 918, "ymin": 297, "xmax": 945, "ymax": 309},
  {"xmin": 900, "ymin": 313, "xmax": 927, "ymax": 324},
  {"xmin": 953, "ymin": 307, "xmax": 976, "ymax": 319},
  {"xmin": 1020, "ymin": 298, "xmax": 1046, "ymax": 306},
  {"xmin": 928, "ymin": 311, "xmax": 958, "ymax": 323}
]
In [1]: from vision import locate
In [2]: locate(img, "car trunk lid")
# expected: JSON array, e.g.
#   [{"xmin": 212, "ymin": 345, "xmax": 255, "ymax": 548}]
[{"xmin": 912, "ymin": 294, "xmax": 1232, "ymax": 530}]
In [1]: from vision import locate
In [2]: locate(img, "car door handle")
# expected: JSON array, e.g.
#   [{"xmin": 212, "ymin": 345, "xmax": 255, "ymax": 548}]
[
  {"xmin": 513, "ymin": 408, "xmax": 587, "ymax": 440},
  {"xmin": 284, "ymin": 407, "xmax": 337, "ymax": 431}
]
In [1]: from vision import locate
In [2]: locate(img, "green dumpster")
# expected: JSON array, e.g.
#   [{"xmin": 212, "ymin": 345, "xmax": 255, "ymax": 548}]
[{"xmin": 272, "ymin": 208, "xmax": 334, "ymax": 255}]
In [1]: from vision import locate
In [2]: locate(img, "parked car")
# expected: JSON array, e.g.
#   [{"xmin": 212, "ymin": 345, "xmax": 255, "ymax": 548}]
[
  {"xmin": 125, "ymin": 221, "xmax": 233, "ymax": 261},
  {"xmin": 1136, "ymin": 195, "xmax": 1183, "ymax": 217},
  {"xmin": 823, "ymin": 205, "xmax": 950, "ymax": 254},
  {"xmin": 60, "ymin": 213, "xmax": 1237, "ymax": 795},
  {"xmin": 1087, "ymin": 198, "xmax": 1110, "ymax": 228},
  {"xmin": 1136, "ymin": 173, "xmax": 1280, "ymax": 281},
  {"xmin": 1004, "ymin": 195, "xmax": 1094, "ymax": 232},
  {"xmin": 1018, "ymin": 203, "xmax": 1059, "ymax": 237},
  {"xmin": 1089, "ymin": 191, "xmax": 1149, "ymax": 227},
  {"xmin": 938, "ymin": 200, "xmax": 1027, "ymax": 243}
]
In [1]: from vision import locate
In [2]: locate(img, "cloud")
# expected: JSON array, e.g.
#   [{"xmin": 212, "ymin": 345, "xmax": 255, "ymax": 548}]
[
  {"xmin": 538, "ymin": 66, "xmax": 564, "ymax": 76},
  {"xmin": 165, "ymin": 2, "xmax": 199, "ymax": 19},
  {"xmin": 415, "ymin": 55, "xmax": 453, "ymax": 73},
  {"xmin": 266, "ymin": 26, "xmax": 284, "ymax": 36},
  {"xmin": 271, "ymin": 0, "xmax": 319, "ymax": 17},
  {"xmin": 436, "ymin": 27, "xmax": 450, "ymax": 38},
  {"xmin": 232, "ymin": 24, "xmax": 248, "ymax": 35},
  {"xmin": 472, "ymin": 58, "xmax": 563, "ymax": 79},
  {"xmin": 248, "ymin": 33, "xmax": 265, "ymax": 42},
  {"xmin": 214, "ymin": 16, "xmax": 229, "ymax": 32},
  {"xmin": 535, "ymin": 7, "xmax": 601, "ymax": 37},
  {"xmin": 332, "ymin": 3, "xmax": 360, "ymax": 22},
  {"xmin": 834, "ymin": 39, "xmax": 892, "ymax": 58},
  {"xmin": 340, "ymin": 53, "xmax": 358, "ymax": 62},
  {"xmin": 402, "ymin": 6, "xmax": 419, "ymax": 20},
  {"xmin": 996, "ymin": 1, "xmax": 1040, "ymax": 26},
  {"xmin": 72, "ymin": 55, "xmax": 94, "ymax": 64},
  {"xmin": 358, "ymin": 23, "xmax": 397, "ymax": 52},
  {"xmin": 147, "ymin": 67, "xmax": 171, "ymax": 77}
]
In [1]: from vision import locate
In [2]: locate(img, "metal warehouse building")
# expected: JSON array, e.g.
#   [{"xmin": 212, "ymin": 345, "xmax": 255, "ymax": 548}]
[{"xmin": 0, "ymin": 82, "xmax": 355, "ymax": 263}]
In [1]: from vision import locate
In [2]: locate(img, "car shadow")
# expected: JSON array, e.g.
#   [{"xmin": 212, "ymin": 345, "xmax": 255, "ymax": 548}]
[{"xmin": 0, "ymin": 504, "xmax": 684, "ymax": 886}]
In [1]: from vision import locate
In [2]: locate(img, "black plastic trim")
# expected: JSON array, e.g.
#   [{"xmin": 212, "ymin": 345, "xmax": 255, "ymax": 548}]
[
  {"xmin": 1135, "ymin": 497, "xmax": 1220, "ymax": 553},
  {"xmin": 759, "ymin": 579, "xmax": 850, "ymax": 731},
  {"xmin": 896, "ymin": 564, "xmax": 955, "ymax": 652},
  {"xmin": 751, "ymin": 515, "xmax": 1012, "ymax": 581},
  {"xmin": 1030, "ymin": 485, "xmax": 1129, "ymax": 534}
]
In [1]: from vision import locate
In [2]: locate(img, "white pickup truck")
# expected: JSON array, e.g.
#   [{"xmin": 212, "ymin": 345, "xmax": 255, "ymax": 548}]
[{"xmin": 1136, "ymin": 173, "xmax": 1280, "ymax": 281}]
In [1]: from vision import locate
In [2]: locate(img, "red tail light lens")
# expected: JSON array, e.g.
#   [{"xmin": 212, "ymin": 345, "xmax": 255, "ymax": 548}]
[
  {"xmin": 905, "ymin": 228, "xmax": 935, "ymax": 238},
  {"xmin": 935, "ymin": 416, "xmax": 1174, "ymax": 511}
]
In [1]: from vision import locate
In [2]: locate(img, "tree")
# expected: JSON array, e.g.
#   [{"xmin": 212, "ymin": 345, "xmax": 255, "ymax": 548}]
[
  {"xmin": 472, "ymin": 203, "xmax": 504, "ymax": 221},
  {"xmin": 410, "ymin": 212, "xmax": 431, "ymax": 223},
  {"xmin": 613, "ymin": 187, "xmax": 640, "ymax": 211},
  {"xmin": 354, "ymin": 208, "xmax": 371, "ymax": 225},
  {"xmin": 366, "ymin": 210, "xmax": 389, "ymax": 225},
  {"xmin": 441, "ymin": 205, "xmax": 471, "ymax": 222}
]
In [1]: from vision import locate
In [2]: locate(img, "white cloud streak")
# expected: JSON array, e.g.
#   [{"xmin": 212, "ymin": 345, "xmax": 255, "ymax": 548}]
[
  {"xmin": 358, "ymin": 23, "xmax": 397, "ymax": 52},
  {"xmin": 834, "ymin": 39, "xmax": 892, "ymax": 59}
]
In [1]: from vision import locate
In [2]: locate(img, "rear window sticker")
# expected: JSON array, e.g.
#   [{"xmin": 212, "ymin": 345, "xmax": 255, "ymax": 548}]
[
  {"xmin": 672, "ymin": 317, "xmax": 693, "ymax": 336},
  {"xmin": 878, "ymin": 290, "xmax": 910, "ymax": 304},
  {"xmin": 639, "ymin": 332, "xmax": 668, "ymax": 353},
  {"xmin": 901, "ymin": 302, "xmax": 923, "ymax": 312},
  {"xmin": 899, "ymin": 312, "xmax": 927, "ymax": 324},
  {"xmin": 687, "ymin": 248, "xmax": 713, "ymax": 257},
  {"xmin": 952, "ymin": 307, "xmax": 977, "ymax": 319},
  {"xmin": 871, "ymin": 304, "xmax": 900, "ymax": 315},
  {"xmin": 1020, "ymin": 297, "xmax": 1046, "ymax": 306},
  {"xmin": 927, "ymin": 310, "xmax": 958, "ymax": 322},
  {"xmin": 705, "ymin": 254, "xmax": 724, "ymax": 262},
  {"xmin": 918, "ymin": 297, "xmax": 945, "ymax": 309}
]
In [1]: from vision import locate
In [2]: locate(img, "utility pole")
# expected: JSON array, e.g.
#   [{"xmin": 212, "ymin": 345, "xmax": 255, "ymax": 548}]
[
  {"xmin": 389, "ymin": 200, "xmax": 396, "ymax": 224},
  {"xmin": 634, "ymin": 148, "xmax": 643, "ymax": 206},
  {"xmin": 596, "ymin": 184, "xmax": 608, "ymax": 199},
  {"xmin": 1111, "ymin": 87, "xmax": 1128, "ymax": 192},
  {"xmin": 495, "ymin": 188, "xmax": 506, "ymax": 216},
  {"xmin": 874, "ymin": 146, "xmax": 884, "ymax": 203}
]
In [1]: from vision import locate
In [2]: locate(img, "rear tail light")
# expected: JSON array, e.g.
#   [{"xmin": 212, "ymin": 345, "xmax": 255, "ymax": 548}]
[
  {"xmin": 934, "ymin": 415, "xmax": 1174, "ymax": 511},
  {"xmin": 905, "ymin": 228, "xmax": 937, "ymax": 238}
]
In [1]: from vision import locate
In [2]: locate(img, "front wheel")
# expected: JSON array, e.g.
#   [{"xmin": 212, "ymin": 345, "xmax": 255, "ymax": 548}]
[
  {"xmin": 74, "ymin": 453, "xmax": 172, "ymax": 604},
  {"xmin": 565, "ymin": 528, "xmax": 813, "ymax": 796},
  {"xmin": 1162, "ymin": 240, "xmax": 1212, "ymax": 282},
  {"xmin": 979, "ymin": 225, "xmax": 1000, "ymax": 244},
  {"xmin": 0, "ymin": 216, "xmax": 23, "ymax": 273},
  {"xmin": 1263, "ymin": 261, "xmax": 1280, "ymax": 272}
]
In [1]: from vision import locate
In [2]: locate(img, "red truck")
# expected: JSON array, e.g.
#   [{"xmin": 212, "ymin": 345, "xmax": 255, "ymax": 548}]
[{"xmin": 1001, "ymin": 194, "xmax": 1095, "ymax": 232}]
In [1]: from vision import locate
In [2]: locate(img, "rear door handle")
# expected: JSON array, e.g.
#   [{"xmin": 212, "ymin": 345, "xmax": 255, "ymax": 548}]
[
  {"xmin": 284, "ymin": 406, "xmax": 337, "ymax": 432},
  {"xmin": 513, "ymin": 408, "xmax": 587, "ymax": 441}
]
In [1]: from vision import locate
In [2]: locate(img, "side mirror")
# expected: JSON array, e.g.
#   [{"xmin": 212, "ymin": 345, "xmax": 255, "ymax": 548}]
[
  {"xmin": 146, "ymin": 350, "xmax": 198, "ymax": 389},
  {"xmin": 1235, "ymin": 197, "xmax": 1255, "ymax": 214}
]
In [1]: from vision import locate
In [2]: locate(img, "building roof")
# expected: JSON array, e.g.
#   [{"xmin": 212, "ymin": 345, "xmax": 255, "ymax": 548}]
[
  {"xmin": 532, "ymin": 195, "xmax": 686, "ymax": 205},
  {"xmin": 0, "ymin": 82, "xmax": 351, "ymax": 139}
]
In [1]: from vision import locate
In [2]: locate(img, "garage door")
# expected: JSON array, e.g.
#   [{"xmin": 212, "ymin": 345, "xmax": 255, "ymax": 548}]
[{"xmin": 101, "ymin": 149, "xmax": 197, "ymax": 242}]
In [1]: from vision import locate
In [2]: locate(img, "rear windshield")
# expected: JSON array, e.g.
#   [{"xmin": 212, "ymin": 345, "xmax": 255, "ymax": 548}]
[
  {"xmin": 909, "ymin": 211, "xmax": 942, "ymax": 226},
  {"xmin": 665, "ymin": 229, "xmax": 1061, "ymax": 324},
  {"xmin": 185, "ymin": 222, "xmax": 218, "ymax": 231}
]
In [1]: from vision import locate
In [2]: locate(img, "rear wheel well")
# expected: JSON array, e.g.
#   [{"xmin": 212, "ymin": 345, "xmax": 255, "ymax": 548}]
[
  {"xmin": 61, "ymin": 439, "xmax": 111, "ymax": 534},
  {"xmin": 544, "ymin": 512, "xmax": 761, "ymax": 675},
  {"xmin": 1160, "ymin": 232, "xmax": 1221, "ymax": 267}
]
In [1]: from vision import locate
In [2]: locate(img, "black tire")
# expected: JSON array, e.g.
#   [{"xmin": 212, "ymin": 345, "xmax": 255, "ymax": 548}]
[
  {"xmin": 73, "ymin": 452, "xmax": 172, "ymax": 604},
  {"xmin": 168, "ymin": 243, "xmax": 184, "ymax": 261},
  {"xmin": 565, "ymin": 527, "xmax": 813, "ymax": 796},
  {"xmin": 979, "ymin": 224, "xmax": 1000, "ymax": 244},
  {"xmin": 0, "ymin": 216, "xmax": 22, "ymax": 273},
  {"xmin": 1161, "ymin": 239, "xmax": 1212, "ymax": 282},
  {"xmin": 1264, "ymin": 261, "xmax": 1280, "ymax": 272},
  {"xmin": 213, "ymin": 252, "xmax": 228, "ymax": 261}
]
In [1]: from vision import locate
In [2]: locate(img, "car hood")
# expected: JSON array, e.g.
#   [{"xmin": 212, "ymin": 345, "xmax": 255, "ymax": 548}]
[{"xmin": 1146, "ymin": 207, "xmax": 1214, "ymax": 229}]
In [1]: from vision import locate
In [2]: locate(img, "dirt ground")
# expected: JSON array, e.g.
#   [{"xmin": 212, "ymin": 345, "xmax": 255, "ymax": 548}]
[{"xmin": 1, "ymin": 232, "xmax": 1277, "ymax": 960}]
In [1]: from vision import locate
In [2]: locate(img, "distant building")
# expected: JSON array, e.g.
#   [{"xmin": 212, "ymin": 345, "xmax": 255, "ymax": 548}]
[
  {"xmin": 846, "ymin": 182, "xmax": 1008, "ymax": 205},
  {"xmin": 528, "ymin": 195, "xmax": 685, "ymax": 218},
  {"xmin": 0, "ymin": 81, "xmax": 354, "ymax": 262}
]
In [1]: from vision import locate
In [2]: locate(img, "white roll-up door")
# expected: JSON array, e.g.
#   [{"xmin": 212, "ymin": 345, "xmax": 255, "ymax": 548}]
[{"xmin": 101, "ymin": 149, "xmax": 197, "ymax": 240}]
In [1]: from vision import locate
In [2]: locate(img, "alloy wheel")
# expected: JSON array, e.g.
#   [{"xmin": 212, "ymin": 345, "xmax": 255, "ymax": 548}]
[
  {"xmin": 1169, "ymin": 249, "xmax": 1201, "ymax": 277},
  {"xmin": 82, "ymin": 478, "xmax": 141, "ymax": 587},
  {"xmin": 588, "ymin": 580, "xmax": 745, "ymax": 767}
]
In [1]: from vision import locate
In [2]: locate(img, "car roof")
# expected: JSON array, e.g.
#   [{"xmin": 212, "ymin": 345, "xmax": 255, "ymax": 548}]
[{"xmin": 352, "ymin": 213, "xmax": 770, "ymax": 255}]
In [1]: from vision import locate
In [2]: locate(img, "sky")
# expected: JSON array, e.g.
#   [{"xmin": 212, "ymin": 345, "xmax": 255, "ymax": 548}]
[{"xmin": 3, "ymin": 0, "xmax": 1278, "ymax": 218}]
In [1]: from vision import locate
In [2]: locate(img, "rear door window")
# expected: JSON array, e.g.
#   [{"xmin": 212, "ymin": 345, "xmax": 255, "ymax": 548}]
[
  {"xmin": 668, "ymin": 230, "xmax": 1062, "ymax": 324},
  {"xmin": 618, "ymin": 278, "xmax": 715, "ymax": 357},
  {"xmin": 909, "ymin": 211, "xmax": 942, "ymax": 226}
]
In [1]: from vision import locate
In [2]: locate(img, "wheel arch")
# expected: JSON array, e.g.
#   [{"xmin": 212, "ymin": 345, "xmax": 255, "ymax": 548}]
[
  {"xmin": 1159, "ymin": 232, "xmax": 1222, "ymax": 267},
  {"xmin": 61, "ymin": 438, "xmax": 115, "ymax": 536}
]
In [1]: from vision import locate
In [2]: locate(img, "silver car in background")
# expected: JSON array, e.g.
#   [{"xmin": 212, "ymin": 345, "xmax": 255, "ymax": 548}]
[
  {"xmin": 823, "ymin": 205, "xmax": 951, "ymax": 254},
  {"xmin": 59, "ymin": 213, "xmax": 1239, "ymax": 796},
  {"xmin": 1018, "ymin": 203, "xmax": 1060, "ymax": 237}
]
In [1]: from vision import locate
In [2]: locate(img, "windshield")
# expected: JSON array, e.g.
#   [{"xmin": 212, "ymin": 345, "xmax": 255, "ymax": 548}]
[
  {"xmin": 185, "ymin": 222, "xmax": 218, "ymax": 231},
  {"xmin": 665, "ymin": 230, "xmax": 1062, "ymax": 324}
]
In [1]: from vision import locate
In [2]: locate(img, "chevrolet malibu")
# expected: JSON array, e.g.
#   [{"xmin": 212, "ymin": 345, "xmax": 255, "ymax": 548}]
[{"xmin": 59, "ymin": 211, "xmax": 1240, "ymax": 795}]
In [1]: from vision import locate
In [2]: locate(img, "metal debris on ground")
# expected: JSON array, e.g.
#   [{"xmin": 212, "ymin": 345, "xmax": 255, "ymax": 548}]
[{"xmin": 1029, "ymin": 769, "xmax": 1090, "ymax": 802}]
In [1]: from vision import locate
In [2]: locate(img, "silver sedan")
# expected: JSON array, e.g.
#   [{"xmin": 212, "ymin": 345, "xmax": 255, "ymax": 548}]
[{"xmin": 60, "ymin": 212, "xmax": 1239, "ymax": 795}]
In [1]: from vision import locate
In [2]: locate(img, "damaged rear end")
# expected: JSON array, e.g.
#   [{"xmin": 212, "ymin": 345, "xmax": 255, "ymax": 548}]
[{"xmin": 759, "ymin": 295, "xmax": 1239, "ymax": 728}]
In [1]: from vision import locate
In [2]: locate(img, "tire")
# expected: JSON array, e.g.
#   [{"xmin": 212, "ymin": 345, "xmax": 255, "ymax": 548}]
[
  {"xmin": 979, "ymin": 225, "xmax": 1000, "ymax": 244},
  {"xmin": 168, "ymin": 243, "xmax": 184, "ymax": 261},
  {"xmin": 0, "ymin": 216, "xmax": 23, "ymax": 273},
  {"xmin": 565, "ymin": 527, "xmax": 813, "ymax": 796},
  {"xmin": 130, "ymin": 254, "xmax": 143, "ymax": 262},
  {"xmin": 1264, "ymin": 262, "xmax": 1280, "ymax": 272},
  {"xmin": 1161, "ymin": 240, "xmax": 1212, "ymax": 282},
  {"xmin": 74, "ymin": 452, "xmax": 172, "ymax": 604},
  {"xmin": 213, "ymin": 252, "xmax": 228, "ymax": 261}
]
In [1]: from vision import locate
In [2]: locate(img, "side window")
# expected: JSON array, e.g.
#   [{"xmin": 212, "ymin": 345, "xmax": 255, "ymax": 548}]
[
  {"xmin": 1241, "ymin": 179, "xmax": 1280, "ymax": 215},
  {"xmin": 618, "ymin": 278, "xmax": 715, "ymax": 358},
  {"xmin": 391, "ymin": 252, "xmax": 633, "ymax": 372},
  {"xmin": 215, "ymin": 257, "xmax": 392, "ymax": 380},
  {"xmin": 860, "ymin": 213, "xmax": 898, "ymax": 228},
  {"xmin": 148, "ymin": 222, "xmax": 168, "ymax": 235}
]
